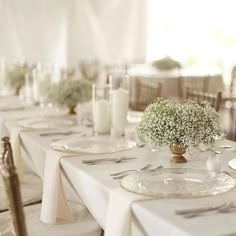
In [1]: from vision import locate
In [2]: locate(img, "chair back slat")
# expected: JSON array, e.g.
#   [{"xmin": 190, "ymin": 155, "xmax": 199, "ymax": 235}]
[
  {"xmin": 79, "ymin": 61, "xmax": 100, "ymax": 83},
  {"xmin": 179, "ymin": 76, "xmax": 209, "ymax": 99},
  {"xmin": 186, "ymin": 87, "xmax": 222, "ymax": 111},
  {"xmin": 0, "ymin": 137, "xmax": 28, "ymax": 236},
  {"xmin": 130, "ymin": 81, "xmax": 162, "ymax": 111}
]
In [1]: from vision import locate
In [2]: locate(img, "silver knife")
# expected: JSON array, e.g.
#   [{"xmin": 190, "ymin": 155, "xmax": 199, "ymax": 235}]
[{"xmin": 82, "ymin": 156, "xmax": 137, "ymax": 164}]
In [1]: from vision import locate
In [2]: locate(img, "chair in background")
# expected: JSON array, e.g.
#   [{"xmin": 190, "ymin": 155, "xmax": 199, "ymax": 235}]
[
  {"xmin": 179, "ymin": 75, "xmax": 210, "ymax": 99},
  {"xmin": 186, "ymin": 87, "xmax": 222, "ymax": 111},
  {"xmin": 222, "ymin": 66, "xmax": 236, "ymax": 106},
  {"xmin": 104, "ymin": 63, "xmax": 129, "ymax": 84},
  {"xmin": 0, "ymin": 137, "xmax": 42, "ymax": 213},
  {"xmin": 0, "ymin": 137, "xmax": 102, "ymax": 236},
  {"xmin": 229, "ymin": 66, "xmax": 236, "ymax": 95},
  {"xmin": 152, "ymin": 56, "xmax": 181, "ymax": 71},
  {"xmin": 60, "ymin": 68, "xmax": 76, "ymax": 80},
  {"xmin": 78, "ymin": 61, "xmax": 101, "ymax": 83},
  {"xmin": 130, "ymin": 80, "xmax": 162, "ymax": 111}
]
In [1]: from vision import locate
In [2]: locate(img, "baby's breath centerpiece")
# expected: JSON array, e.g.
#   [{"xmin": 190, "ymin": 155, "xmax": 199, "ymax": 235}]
[
  {"xmin": 136, "ymin": 98, "xmax": 224, "ymax": 163},
  {"xmin": 5, "ymin": 63, "xmax": 29, "ymax": 95},
  {"xmin": 48, "ymin": 78, "xmax": 92, "ymax": 114}
]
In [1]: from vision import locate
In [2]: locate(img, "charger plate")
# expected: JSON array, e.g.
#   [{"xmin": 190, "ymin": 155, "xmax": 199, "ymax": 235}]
[
  {"xmin": 16, "ymin": 118, "xmax": 74, "ymax": 129},
  {"xmin": 120, "ymin": 168, "xmax": 235, "ymax": 198},
  {"xmin": 51, "ymin": 136, "xmax": 136, "ymax": 154}
]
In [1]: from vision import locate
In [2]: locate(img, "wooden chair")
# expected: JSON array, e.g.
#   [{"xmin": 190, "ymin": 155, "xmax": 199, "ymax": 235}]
[
  {"xmin": 0, "ymin": 137, "xmax": 42, "ymax": 213},
  {"xmin": 179, "ymin": 75, "xmax": 210, "ymax": 99},
  {"xmin": 130, "ymin": 80, "xmax": 162, "ymax": 111},
  {"xmin": 0, "ymin": 137, "xmax": 28, "ymax": 236},
  {"xmin": 0, "ymin": 137, "xmax": 102, "ymax": 236},
  {"xmin": 79, "ymin": 61, "xmax": 100, "ymax": 83},
  {"xmin": 186, "ymin": 87, "xmax": 222, "ymax": 111}
]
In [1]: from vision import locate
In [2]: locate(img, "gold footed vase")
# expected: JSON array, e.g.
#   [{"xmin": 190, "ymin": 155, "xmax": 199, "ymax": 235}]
[
  {"xmin": 170, "ymin": 144, "xmax": 187, "ymax": 163},
  {"xmin": 68, "ymin": 105, "xmax": 76, "ymax": 115},
  {"xmin": 15, "ymin": 86, "xmax": 21, "ymax": 96}
]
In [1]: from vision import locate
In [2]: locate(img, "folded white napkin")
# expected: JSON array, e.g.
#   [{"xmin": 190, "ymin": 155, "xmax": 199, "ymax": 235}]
[
  {"xmin": 8, "ymin": 125, "xmax": 32, "ymax": 180},
  {"xmin": 105, "ymin": 188, "xmax": 150, "ymax": 236},
  {"xmin": 40, "ymin": 149, "xmax": 78, "ymax": 224}
]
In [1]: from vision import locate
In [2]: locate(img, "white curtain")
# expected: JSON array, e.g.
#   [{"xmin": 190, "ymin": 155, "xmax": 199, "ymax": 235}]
[{"xmin": 0, "ymin": 0, "xmax": 147, "ymax": 67}]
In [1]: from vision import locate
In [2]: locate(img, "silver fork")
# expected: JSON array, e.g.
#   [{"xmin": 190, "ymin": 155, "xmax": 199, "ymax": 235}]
[
  {"xmin": 113, "ymin": 164, "xmax": 153, "ymax": 179},
  {"xmin": 40, "ymin": 131, "xmax": 82, "ymax": 136},
  {"xmin": 110, "ymin": 164, "xmax": 152, "ymax": 176},
  {"xmin": 82, "ymin": 156, "xmax": 137, "ymax": 165}
]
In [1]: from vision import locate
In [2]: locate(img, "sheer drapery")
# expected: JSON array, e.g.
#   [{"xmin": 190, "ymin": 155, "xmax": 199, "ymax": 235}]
[{"xmin": 0, "ymin": 0, "xmax": 147, "ymax": 67}]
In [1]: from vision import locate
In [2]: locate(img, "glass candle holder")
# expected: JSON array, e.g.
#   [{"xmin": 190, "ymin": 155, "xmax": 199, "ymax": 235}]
[
  {"xmin": 109, "ymin": 73, "xmax": 130, "ymax": 135},
  {"xmin": 92, "ymin": 84, "xmax": 111, "ymax": 135},
  {"xmin": 24, "ymin": 74, "xmax": 34, "ymax": 105}
]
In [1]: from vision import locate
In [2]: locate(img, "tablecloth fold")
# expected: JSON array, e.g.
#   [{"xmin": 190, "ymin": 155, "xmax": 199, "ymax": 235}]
[{"xmin": 105, "ymin": 188, "xmax": 150, "ymax": 236}]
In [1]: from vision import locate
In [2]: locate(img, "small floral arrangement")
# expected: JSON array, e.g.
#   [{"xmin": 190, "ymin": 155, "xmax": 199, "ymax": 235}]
[
  {"xmin": 136, "ymin": 98, "xmax": 224, "ymax": 148},
  {"xmin": 152, "ymin": 57, "xmax": 181, "ymax": 70},
  {"xmin": 5, "ymin": 64, "xmax": 29, "ymax": 94},
  {"xmin": 48, "ymin": 78, "xmax": 92, "ymax": 108}
]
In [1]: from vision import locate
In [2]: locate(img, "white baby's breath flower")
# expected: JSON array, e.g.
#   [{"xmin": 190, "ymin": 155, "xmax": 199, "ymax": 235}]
[
  {"xmin": 136, "ymin": 98, "xmax": 224, "ymax": 148},
  {"xmin": 6, "ymin": 64, "xmax": 29, "ymax": 89},
  {"xmin": 47, "ymin": 78, "xmax": 92, "ymax": 107}
]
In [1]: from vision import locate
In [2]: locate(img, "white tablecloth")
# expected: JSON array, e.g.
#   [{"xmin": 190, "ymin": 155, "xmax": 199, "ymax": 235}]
[
  {"xmin": 10, "ymin": 127, "xmax": 236, "ymax": 235},
  {"xmin": 129, "ymin": 65, "xmax": 225, "ymax": 100},
  {"xmin": 2, "ymin": 99, "xmax": 236, "ymax": 235}
]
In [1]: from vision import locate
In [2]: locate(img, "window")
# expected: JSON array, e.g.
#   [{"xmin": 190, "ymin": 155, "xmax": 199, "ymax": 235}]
[{"xmin": 147, "ymin": 0, "xmax": 236, "ymax": 70}]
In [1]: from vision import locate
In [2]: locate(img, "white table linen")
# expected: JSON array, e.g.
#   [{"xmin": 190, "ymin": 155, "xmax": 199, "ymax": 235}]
[
  {"xmin": 105, "ymin": 188, "xmax": 150, "ymax": 236},
  {"xmin": 129, "ymin": 65, "xmax": 225, "ymax": 101},
  {"xmin": 7, "ymin": 125, "xmax": 32, "ymax": 180},
  {"xmin": 4, "ymin": 106, "xmax": 236, "ymax": 236},
  {"xmin": 59, "ymin": 140, "xmax": 236, "ymax": 236},
  {"xmin": 40, "ymin": 149, "xmax": 76, "ymax": 224}
]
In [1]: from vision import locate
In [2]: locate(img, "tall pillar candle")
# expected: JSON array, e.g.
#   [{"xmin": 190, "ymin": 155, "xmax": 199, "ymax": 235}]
[
  {"xmin": 93, "ymin": 99, "xmax": 111, "ymax": 134},
  {"xmin": 111, "ymin": 88, "xmax": 129, "ymax": 134}
]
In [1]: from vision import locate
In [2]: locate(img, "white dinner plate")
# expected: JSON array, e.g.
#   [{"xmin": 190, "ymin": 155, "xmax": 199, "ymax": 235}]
[
  {"xmin": 121, "ymin": 168, "xmax": 236, "ymax": 198},
  {"xmin": 16, "ymin": 118, "xmax": 75, "ymax": 129},
  {"xmin": 51, "ymin": 136, "xmax": 136, "ymax": 154}
]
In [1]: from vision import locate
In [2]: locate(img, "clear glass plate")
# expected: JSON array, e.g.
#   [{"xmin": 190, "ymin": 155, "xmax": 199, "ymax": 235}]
[
  {"xmin": 16, "ymin": 118, "xmax": 75, "ymax": 129},
  {"xmin": 120, "ymin": 168, "xmax": 236, "ymax": 198},
  {"xmin": 0, "ymin": 103, "xmax": 24, "ymax": 111},
  {"xmin": 51, "ymin": 136, "xmax": 136, "ymax": 154}
]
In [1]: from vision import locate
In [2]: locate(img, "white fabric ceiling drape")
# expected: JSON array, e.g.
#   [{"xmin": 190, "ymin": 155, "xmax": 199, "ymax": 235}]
[{"xmin": 0, "ymin": 0, "xmax": 147, "ymax": 68}]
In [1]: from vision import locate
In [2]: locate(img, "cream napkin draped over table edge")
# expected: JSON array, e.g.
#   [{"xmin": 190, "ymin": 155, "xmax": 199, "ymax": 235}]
[{"xmin": 40, "ymin": 149, "xmax": 80, "ymax": 224}]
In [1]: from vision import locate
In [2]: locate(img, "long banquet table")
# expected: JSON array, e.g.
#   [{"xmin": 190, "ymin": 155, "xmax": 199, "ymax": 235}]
[{"xmin": 2, "ymin": 98, "xmax": 236, "ymax": 236}]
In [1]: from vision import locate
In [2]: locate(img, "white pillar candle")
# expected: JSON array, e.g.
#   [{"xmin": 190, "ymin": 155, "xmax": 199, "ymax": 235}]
[
  {"xmin": 24, "ymin": 74, "xmax": 34, "ymax": 105},
  {"xmin": 93, "ymin": 99, "xmax": 111, "ymax": 134},
  {"xmin": 111, "ymin": 88, "xmax": 129, "ymax": 134}
]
